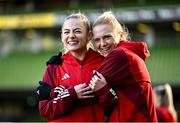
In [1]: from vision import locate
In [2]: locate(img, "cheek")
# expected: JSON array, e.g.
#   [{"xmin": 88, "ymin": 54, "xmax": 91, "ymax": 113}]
[
  {"xmin": 94, "ymin": 42, "xmax": 101, "ymax": 49},
  {"xmin": 109, "ymin": 40, "xmax": 116, "ymax": 47},
  {"xmin": 81, "ymin": 35, "xmax": 89, "ymax": 45},
  {"xmin": 61, "ymin": 35, "xmax": 67, "ymax": 43}
]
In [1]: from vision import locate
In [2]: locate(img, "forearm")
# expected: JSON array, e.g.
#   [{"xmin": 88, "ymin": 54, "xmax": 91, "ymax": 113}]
[
  {"xmin": 39, "ymin": 86, "xmax": 78, "ymax": 120},
  {"xmin": 95, "ymin": 84, "xmax": 118, "ymax": 116}
]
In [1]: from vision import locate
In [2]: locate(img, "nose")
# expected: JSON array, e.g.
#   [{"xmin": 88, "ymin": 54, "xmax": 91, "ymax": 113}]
[
  {"xmin": 100, "ymin": 38, "xmax": 107, "ymax": 47},
  {"xmin": 69, "ymin": 31, "xmax": 75, "ymax": 38}
]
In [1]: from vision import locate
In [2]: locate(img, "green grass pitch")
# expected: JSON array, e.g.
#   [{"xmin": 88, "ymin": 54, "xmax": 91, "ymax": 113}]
[{"xmin": 0, "ymin": 46, "xmax": 180, "ymax": 89}]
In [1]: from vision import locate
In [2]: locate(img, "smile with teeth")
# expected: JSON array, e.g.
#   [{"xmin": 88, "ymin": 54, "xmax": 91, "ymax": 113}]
[
  {"xmin": 68, "ymin": 40, "xmax": 78, "ymax": 45},
  {"xmin": 101, "ymin": 47, "xmax": 111, "ymax": 52}
]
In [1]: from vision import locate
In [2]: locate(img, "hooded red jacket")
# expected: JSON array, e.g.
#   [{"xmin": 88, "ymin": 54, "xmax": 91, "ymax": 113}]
[
  {"xmin": 97, "ymin": 41, "xmax": 158, "ymax": 122},
  {"xmin": 39, "ymin": 49, "xmax": 106, "ymax": 122},
  {"xmin": 156, "ymin": 106, "xmax": 176, "ymax": 122}
]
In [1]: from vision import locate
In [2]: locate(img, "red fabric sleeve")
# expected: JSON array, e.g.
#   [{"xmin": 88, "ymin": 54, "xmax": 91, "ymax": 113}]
[
  {"xmin": 93, "ymin": 48, "xmax": 128, "ymax": 116},
  {"xmin": 97, "ymin": 48, "xmax": 129, "ymax": 88},
  {"xmin": 95, "ymin": 48, "xmax": 131, "ymax": 115},
  {"xmin": 95, "ymin": 84, "xmax": 118, "ymax": 116},
  {"xmin": 39, "ymin": 65, "xmax": 78, "ymax": 120}
]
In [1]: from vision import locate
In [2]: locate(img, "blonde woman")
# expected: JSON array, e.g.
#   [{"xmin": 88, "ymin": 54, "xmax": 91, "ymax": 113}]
[
  {"xmin": 89, "ymin": 11, "xmax": 158, "ymax": 122},
  {"xmin": 154, "ymin": 83, "xmax": 177, "ymax": 122}
]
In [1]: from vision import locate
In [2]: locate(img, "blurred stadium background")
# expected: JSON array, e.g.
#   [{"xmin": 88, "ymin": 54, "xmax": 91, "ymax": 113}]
[{"xmin": 0, "ymin": 0, "xmax": 180, "ymax": 121}]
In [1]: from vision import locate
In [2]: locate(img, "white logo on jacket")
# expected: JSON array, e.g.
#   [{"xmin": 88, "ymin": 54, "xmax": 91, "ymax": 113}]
[
  {"xmin": 61, "ymin": 73, "xmax": 70, "ymax": 80},
  {"xmin": 53, "ymin": 88, "xmax": 70, "ymax": 103}
]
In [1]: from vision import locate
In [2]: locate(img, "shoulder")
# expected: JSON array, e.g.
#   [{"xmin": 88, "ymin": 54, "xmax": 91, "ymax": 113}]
[
  {"xmin": 101, "ymin": 47, "xmax": 128, "ymax": 66},
  {"xmin": 89, "ymin": 48, "xmax": 104, "ymax": 60},
  {"xmin": 46, "ymin": 52, "xmax": 63, "ymax": 65},
  {"xmin": 45, "ymin": 64, "xmax": 59, "ymax": 73},
  {"xmin": 107, "ymin": 47, "xmax": 126, "ymax": 59}
]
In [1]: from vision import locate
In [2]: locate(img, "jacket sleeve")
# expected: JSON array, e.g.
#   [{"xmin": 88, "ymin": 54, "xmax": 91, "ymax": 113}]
[
  {"xmin": 95, "ymin": 84, "xmax": 118, "ymax": 116},
  {"xmin": 97, "ymin": 48, "xmax": 129, "ymax": 87},
  {"xmin": 39, "ymin": 65, "xmax": 78, "ymax": 120},
  {"xmin": 95, "ymin": 48, "xmax": 129, "ymax": 115}
]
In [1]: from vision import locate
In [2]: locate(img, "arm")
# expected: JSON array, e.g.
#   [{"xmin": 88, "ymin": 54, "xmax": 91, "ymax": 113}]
[
  {"xmin": 39, "ymin": 85, "xmax": 78, "ymax": 120},
  {"xmin": 96, "ymin": 85, "xmax": 118, "ymax": 116},
  {"xmin": 38, "ymin": 82, "xmax": 95, "ymax": 120},
  {"xmin": 89, "ymin": 71, "xmax": 118, "ymax": 116},
  {"xmin": 89, "ymin": 49, "xmax": 128, "ymax": 116},
  {"xmin": 97, "ymin": 48, "xmax": 129, "ymax": 87},
  {"xmin": 38, "ymin": 65, "xmax": 78, "ymax": 120}
]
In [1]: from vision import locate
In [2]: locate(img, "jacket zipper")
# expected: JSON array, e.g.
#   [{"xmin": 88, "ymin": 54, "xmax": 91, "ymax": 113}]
[{"xmin": 80, "ymin": 64, "xmax": 83, "ymax": 83}]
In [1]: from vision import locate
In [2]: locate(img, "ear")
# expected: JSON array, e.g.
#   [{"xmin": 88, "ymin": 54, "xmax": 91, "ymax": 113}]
[
  {"xmin": 87, "ymin": 31, "xmax": 93, "ymax": 41},
  {"xmin": 120, "ymin": 32, "xmax": 126, "ymax": 41}
]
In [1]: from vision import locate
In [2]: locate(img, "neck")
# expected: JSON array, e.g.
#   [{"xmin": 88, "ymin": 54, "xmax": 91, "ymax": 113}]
[{"xmin": 71, "ymin": 48, "xmax": 88, "ymax": 61}]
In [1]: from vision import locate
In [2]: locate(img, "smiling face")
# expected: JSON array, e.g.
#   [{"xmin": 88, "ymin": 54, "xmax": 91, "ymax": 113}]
[
  {"xmin": 61, "ymin": 18, "xmax": 90, "ymax": 54},
  {"xmin": 93, "ymin": 24, "xmax": 119, "ymax": 57}
]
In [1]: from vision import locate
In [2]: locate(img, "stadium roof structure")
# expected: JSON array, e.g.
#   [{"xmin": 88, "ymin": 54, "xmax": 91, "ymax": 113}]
[{"xmin": 0, "ymin": 5, "xmax": 180, "ymax": 29}]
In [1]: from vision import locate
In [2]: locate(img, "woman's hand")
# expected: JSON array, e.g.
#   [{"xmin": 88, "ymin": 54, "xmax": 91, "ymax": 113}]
[
  {"xmin": 74, "ymin": 83, "xmax": 95, "ymax": 99},
  {"xmin": 89, "ymin": 71, "xmax": 107, "ymax": 92}
]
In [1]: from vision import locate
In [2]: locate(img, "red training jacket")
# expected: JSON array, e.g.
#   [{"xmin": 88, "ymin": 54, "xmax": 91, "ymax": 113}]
[
  {"xmin": 39, "ymin": 49, "xmax": 105, "ymax": 122},
  {"xmin": 156, "ymin": 106, "xmax": 176, "ymax": 122},
  {"xmin": 97, "ymin": 41, "xmax": 158, "ymax": 122}
]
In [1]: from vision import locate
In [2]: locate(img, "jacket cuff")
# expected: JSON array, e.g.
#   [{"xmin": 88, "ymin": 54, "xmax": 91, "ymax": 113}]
[
  {"xmin": 50, "ymin": 88, "xmax": 56, "ymax": 99},
  {"xmin": 95, "ymin": 84, "xmax": 111, "ymax": 97},
  {"xmin": 61, "ymin": 86, "xmax": 78, "ymax": 102}
]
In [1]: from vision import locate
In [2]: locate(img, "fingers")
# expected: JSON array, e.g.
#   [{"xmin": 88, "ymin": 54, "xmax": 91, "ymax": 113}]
[
  {"xmin": 89, "ymin": 80, "xmax": 95, "ymax": 90},
  {"xmin": 80, "ymin": 85, "xmax": 94, "ymax": 98},
  {"xmin": 92, "ymin": 75, "xmax": 99, "ymax": 82},
  {"xmin": 82, "ymin": 89, "xmax": 94, "ymax": 95},
  {"xmin": 81, "ymin": 85, "xmax": 92, "ymax": 92},
  {"xmin": 89, "ymin": 75, "xmax": 99, "ymax": 90},
  {"xmin": 93, "ymin": 70, "xmax": 96, "ymax": 74},
  {"xmin": 94, "ymin": 71, "xmax": 107, "ymax": 84},
  {"xmin": 89, "ymin": 71, "xmax": 107, "ymax": 92},
  {"xmin": 96, "ymin": 71, "xmax": 103, "ymax": 79},
  {"xmin": 75, "ymin": 83, "xmax": 95, "ymax": 99},
  {"xmin": 93, "ymin": 70, "xmax": 101, "ymax": 78},
  {"xmin": 78, "ymin": 83, "xmax": 87, "ymax": 88}
]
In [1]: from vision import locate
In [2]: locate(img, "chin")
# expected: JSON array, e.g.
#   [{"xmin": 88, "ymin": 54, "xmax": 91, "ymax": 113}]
[
  {"xmin": 67, "ymin": 47, "xmax": 79, "ymax": 51},
  {"xmin": 101, "ymin": 52, "xmax": 108, "ymax": 57},
  {"xmin": 104, "ymin": 54, "xmax": 108, "ymax": 57},
  {"xmin": 102, "ymin": 51, "xmax": 111, "ymax": 57}
]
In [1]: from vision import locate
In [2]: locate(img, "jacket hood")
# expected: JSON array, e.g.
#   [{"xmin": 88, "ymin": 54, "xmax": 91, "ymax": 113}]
[{"xmin": 118, "ymin": 41, "xmax": 150, "ymax": 61}]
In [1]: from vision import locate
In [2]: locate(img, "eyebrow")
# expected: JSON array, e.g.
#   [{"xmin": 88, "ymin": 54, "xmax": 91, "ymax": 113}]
[
  {"xmin": 104, "ymin": 33, "xmax": 113, "ymax": 36},
  {"xmin": 63, "ymin": 28, "xmax": 82, "ymax": 31},
  {"xmin": 94, "ymin": 33, "xmax": 113, "ymax": 39}
]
